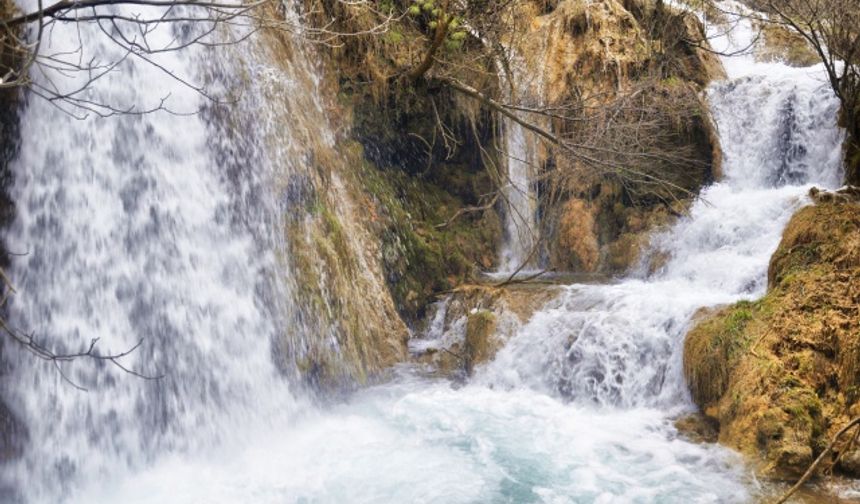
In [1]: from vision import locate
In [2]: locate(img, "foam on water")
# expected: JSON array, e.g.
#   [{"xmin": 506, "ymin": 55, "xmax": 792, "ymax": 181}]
[{"xmin": 66, "ymin": 374, "xmax": 751, "ymax": 504}]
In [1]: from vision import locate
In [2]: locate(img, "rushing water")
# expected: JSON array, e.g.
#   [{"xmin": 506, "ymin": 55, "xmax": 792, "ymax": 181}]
[
  {"xmin": 0, "ymin": 1, "xmax": 848, "ymax": 503},
  {"xmin": 0, "ymin": 2, "xmax": 321, "ymax": 501},
  {"xmin": 497, "ymin": 53, "xmax": 543, "ymax": 274},
  {"xmin": 499, "ymin": 115, "xmax": 540, "ymax": 273}
]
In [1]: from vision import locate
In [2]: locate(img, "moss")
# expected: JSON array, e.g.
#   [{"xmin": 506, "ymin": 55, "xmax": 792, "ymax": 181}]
[
  {"xmin": 725, "ymin": 302, "xmax": 754, "ymax": 334},
  {"xmin": 768, "ymin": 203, "xmax": 860, "ymax": 286},
  {"xmin": 684, "ymin": 301, "xmax": 758, "ymax": 410},
  {"xmin": 756, "ymin": 22, "xmax": 820, "ymax": 67},
  {"xmin": 319, "ymin": 205, "xmax": 355, "ymax": 275},
  {"xmin": 353, "ymin": 145, "xmax": 500, "ymax": 320}
]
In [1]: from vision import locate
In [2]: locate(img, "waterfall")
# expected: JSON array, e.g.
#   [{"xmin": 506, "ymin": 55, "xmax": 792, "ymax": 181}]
[
  {"xmin": 0, "ymin": 0, "xmax": 848, "ymax": 501},
  {"xmin": 0, "ymin": 2, "xmax": 355, "ymax": 500},
  {"xmin": 497, "ymin": 56, "xmax": 542, "ymax": 274},
  {"xmin": 479, "ymin": 4, "xmax": 844, "ymax": 408},
  {"xmin": 498, "ymin": 116, "xmax": 540, "ymax": 273}
]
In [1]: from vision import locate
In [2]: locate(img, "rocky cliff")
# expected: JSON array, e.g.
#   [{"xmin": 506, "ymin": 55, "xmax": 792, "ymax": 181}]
[
  {"xmin": 518, "ymin": 0, "xmax": 725, "ymax": 273},
  {"xmin": 327, "ymin": 0, "xmax": 728, "ymax": 308}
]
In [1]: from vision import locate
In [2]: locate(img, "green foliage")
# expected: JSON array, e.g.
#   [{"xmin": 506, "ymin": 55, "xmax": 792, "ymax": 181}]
[
  {"xmin": 444, "ymin": 38, "xmax": 463, "ymax": 51},
  {"xmin": 684, "ymin": 300, "xmax": 761, "ymax": 409},
  {"xmin": 379, "ymin": 0, "xmax": 396, "ymax": 14},
  {"xmin": 723, "ymin": 302, "xmax": 754, "ymax": 339},
  {"xmin": 385, "ymin": 28, "xmax": 404, "ymax": 44},
  {"xmin": 661, "ymin": 76, "xmax": 682, "ymax": 87}
]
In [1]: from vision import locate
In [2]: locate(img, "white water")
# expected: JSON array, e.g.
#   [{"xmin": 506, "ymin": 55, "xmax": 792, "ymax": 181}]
[
  {"xmin": 499, "ymin": 115, "xmax": 540, "ymax": 273},
  {"xmin": 498, "ymin": 55, "xmax": 543, "ymax": 274},
  {"xmin": 0, "ymin": 2, "xmax": 847, "ymax": 503},
  {"xmin": 0, "ymin": 3, "xmax": 321, "ymax": 501}
]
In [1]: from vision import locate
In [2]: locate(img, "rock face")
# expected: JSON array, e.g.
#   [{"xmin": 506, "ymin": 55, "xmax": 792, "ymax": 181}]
[
  {"xmin": 755, "ymin": 22, "xmax": 820, "ymax": 67},
  {"xmin": 355, "ymin": 143, "xmax": 502, "ymax": 321},
  {"xmin": 507, "ymin": 0, "xmax": 726, "ymax": 274},
  {"xmin": 684, "ymin": 191, "xmax": 860, "ymax": 479},
  {"xmin": 246, "ymin": 29, "xmax": 415, "ymax": 389}
]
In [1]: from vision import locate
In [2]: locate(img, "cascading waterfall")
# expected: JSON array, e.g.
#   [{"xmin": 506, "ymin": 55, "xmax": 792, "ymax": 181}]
[
  {"xmin": 0, "ymin": 1, "xmax": 347, "ymax": 501},
  {"xmin": 481, "ymin": 73, "xmax": 842, "ymax": 406},
  {"xmin": 499, "ymin": 115, "xmax": 540, "ymax": 273},
  {"xmin": 481, "ymin": 3, "xmax": 844, "ymax": 408},
  {"xmin": 0, "ymin": 0, "xmax": 849, "ymax": 502},
  {"xmin": 498, "ymin": 56, "xmax": 543, "ymax": 274}
]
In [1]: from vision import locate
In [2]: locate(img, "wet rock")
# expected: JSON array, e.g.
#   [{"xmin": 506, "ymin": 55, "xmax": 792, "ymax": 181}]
[
  {"xmin": 464, "ymin": 310, "xmax": 499, "ymax": 374},
  {"xmin": 809, "ymin": 186, "xmax": 860, "ymax": 205},
  {"xmin": 675, "ymin": 413, "xmax": 719, "ymax": 443},
  {"xmin": 755, "ymin": 22, "xmax": 820, "ymax": 68},
  {"xmin": 838, "ymin": 449, "xmax": 860, "ymax": 478},
  {"xmin": 410, "ymin": 283, "xmax": 562, "ymax": 378},
  {"xmin": 512, "ymin": 0, "xmax": 723, "ymax": 274},
  {"xmin": 555, "ymin": 199, "xmax": 599, "ymax": 272}
]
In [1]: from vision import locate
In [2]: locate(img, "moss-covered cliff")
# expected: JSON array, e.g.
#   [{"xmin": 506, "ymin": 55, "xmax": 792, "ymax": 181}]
[
  {"xmin": 349, "ymin": 141, "xmax": 501, "ymax": 320},
  {"xmin": 684, "ymin": 189, "xmax": 860, "ymax": 480}
]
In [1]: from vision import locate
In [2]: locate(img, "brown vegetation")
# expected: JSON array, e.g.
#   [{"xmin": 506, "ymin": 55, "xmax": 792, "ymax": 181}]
[
  {"xmin": 755, "ymin": 22, "xmax": 819, "ymax": 67},
  {"xmin": 555, "ymin": 199, "xmax": 599, "ymax": 271},
  {"xmin": 516, "ymin": 0, "xmax": 724, "ymax": 273}
]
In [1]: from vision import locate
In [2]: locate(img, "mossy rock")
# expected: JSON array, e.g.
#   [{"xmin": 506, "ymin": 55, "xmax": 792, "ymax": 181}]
[
  {"xmin": 768, "ymin": 200, "xmax": 860, "ymax": 287},
  {"xmin": 683, "ymin": 199, "xmax": 860, "ymax": 480},
  {"xmin": 756, "ymin": 22, "xmax": 820, "ymax": 68},
  {"xmin": 356, "ymin": 148, "xmax": 501, "ymax": 320},
  {"xmin": 684, "ymin": 301, "xmax": 757, "ymax": 413}
]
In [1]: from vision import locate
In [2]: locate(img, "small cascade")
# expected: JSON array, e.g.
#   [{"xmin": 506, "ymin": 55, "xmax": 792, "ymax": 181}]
[
  {"xmin": 497, "ymin": 56, "xmax": 543, "ymax": 274},
  {"xmin": 498, "ymin": 117, "xmax": 540, "ymax": 272},
  {"xmin": 709, "ymin": 76, "xmax": 843, "ymax": 191}
]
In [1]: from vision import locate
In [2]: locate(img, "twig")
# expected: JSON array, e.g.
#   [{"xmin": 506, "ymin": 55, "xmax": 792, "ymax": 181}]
[
  {"xmin": 494, "ymin": 267, "xmax": 554, "ymax": 288},
  {"xmin": 774, "ymin": 416, "xmax": 860, "ymax": 504}
]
